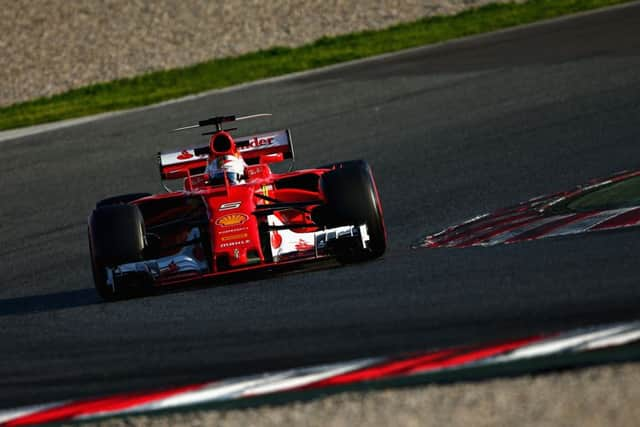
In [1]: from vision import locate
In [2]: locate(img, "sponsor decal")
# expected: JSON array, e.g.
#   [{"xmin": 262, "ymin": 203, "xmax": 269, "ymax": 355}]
[
  {"xmin": 240, "ymin": 136, "xmax": 275, "ymax": 150},
  {"xmin": 295, "ymin": 239, "xmax": 314, "ymax": 251},
  {"xmin": 247, "ymin": 166, "xmax": 266, "ymax": 178},
  {"xmin": 177, "ymin": 150, "xmax": 194, "ymax": 160},
  {"xmin": 221, "ymin": 233, "xmax": 249, "ymax": 242},
  {"xmin": 216, "ymin": 213, "xmax": 249, "ymax": 227},
  {"xmin": 219, "ymin": 227, "xmax": 249, "ymax": 235},
  {"xmin": 271, "ymin": 230, "xmax": 283, "ymax": 249},
  {"xmin": 160, "ymin": 150, "xmax": 207, "ymax": 167},
  {"xmin": 219, "ymin": 239, "xmax": 251, "ymax": 248},
  {"xmin": 219, "ymin": 201, "xmax": 241, "ymax": 211}
]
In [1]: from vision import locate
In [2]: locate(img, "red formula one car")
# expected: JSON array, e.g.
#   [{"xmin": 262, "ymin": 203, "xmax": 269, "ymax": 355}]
[{"xmin": 88, "ymin": 114, "xmax": 386, "ymax": 300}]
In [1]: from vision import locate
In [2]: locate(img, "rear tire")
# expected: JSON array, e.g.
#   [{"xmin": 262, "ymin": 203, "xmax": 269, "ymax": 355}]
[
  {"xmin": 88, "ymin": 204, "xmax": 146, "ymax": 301},
  {"xmin": 319, "ymin": 160, "xmax": 386, "ymax": 262}
]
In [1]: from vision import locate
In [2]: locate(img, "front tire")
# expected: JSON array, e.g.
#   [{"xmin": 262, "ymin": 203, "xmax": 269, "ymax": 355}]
[
  {"xmin": 88, "ymin": 204, "xmax": 146, "ymax": 301},
  {"xmin": 320, "ymin": 160, "xmax": 387, "ymax": 262}
]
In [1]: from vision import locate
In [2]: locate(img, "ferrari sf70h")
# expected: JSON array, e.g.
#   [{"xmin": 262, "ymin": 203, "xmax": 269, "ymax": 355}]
[{"xmin": 88, "ymin": 114, "xmax": 386, "ymax": 300}]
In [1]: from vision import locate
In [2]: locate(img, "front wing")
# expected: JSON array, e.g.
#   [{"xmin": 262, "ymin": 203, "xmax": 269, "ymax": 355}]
[{"xmin": 105, "ymin": 221, "xmax": 370, "ymax": 291}]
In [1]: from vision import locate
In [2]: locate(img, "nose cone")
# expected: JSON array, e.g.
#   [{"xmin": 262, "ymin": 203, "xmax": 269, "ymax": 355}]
[{"xmin": 207, "ymin": 185, "xmax": 263, "ymax": 270}]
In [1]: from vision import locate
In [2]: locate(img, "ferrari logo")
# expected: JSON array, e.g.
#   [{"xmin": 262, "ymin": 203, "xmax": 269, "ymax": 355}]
[{"xmin": 219, "ymin": 201, "xmax": 241, "ymax": 211}]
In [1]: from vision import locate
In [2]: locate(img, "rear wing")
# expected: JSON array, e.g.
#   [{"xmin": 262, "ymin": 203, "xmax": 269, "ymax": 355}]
[{"xmin": 158, "ymin": 129, "xmax": 294, "ymax": 180}]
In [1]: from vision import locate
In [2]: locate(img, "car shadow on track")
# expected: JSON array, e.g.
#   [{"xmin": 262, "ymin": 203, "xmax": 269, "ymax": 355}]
[
  {"xmin": 0, "ymin": 288, "xmax": 99, "ymax": 317},
  {"xmin": 0, "ymin": 260, "xmax": 345, "ymax": 316}
]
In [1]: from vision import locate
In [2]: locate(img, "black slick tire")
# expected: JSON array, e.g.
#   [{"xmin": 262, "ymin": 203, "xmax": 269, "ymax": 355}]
[
  {"xmin": 320, "ymin": 160, "xmax": 386, "ymax": 262},
  {"xmin": 88, "ymin": 204, "xmax": 146, "ymax": 301}
]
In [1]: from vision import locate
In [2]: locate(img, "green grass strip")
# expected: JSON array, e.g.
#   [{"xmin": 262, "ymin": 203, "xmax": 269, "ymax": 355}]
[{"xmin": 0, "ymin": 0, "xmax": 634, "ymax": 131}]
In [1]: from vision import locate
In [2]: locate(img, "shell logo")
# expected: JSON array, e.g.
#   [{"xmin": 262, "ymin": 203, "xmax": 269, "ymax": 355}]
[{"xmin": 216, "ymin": 213, "xmax": 249, "ymax": 227}]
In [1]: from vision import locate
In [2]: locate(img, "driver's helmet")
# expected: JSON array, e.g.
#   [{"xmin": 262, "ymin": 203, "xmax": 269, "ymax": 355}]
[{"xmin": 207, "ymin": 154, "xmax": 246, "ymax": 185}]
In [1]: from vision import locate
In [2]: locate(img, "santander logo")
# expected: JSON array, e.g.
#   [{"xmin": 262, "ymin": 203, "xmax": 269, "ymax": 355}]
[{"xmin": 240, "ymin": 136, "xmax": 275, "ymax": 151}]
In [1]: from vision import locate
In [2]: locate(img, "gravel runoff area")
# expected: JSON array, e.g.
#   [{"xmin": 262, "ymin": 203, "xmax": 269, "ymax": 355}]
[
  {"xmin": 73, "ymin": 362, "xmax": 640, "ymax": 427},
  {"xmin": 0, "ymin": 0, "xmax": 525, "ymax": 107}
]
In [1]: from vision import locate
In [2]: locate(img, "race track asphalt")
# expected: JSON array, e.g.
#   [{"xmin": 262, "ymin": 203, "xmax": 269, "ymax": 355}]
[{"xmin": 1, "ymin": 3, "xmax": 639, "ymax": 408}]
